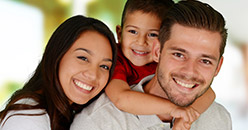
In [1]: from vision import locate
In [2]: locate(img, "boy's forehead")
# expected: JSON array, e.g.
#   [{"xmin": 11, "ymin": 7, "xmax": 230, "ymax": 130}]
[{"xmin": 124, "ymin": 10, "xmax": 161, "ymax": 25}]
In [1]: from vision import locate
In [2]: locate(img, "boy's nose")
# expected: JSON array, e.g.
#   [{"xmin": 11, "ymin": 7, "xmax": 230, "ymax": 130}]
[{"xmin": 136, "ymin": 35, "xmax": 147, "ymax": 45}]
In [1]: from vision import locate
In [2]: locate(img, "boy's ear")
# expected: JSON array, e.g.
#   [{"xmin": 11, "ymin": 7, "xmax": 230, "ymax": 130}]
[
  {"xmin": 152, "ymin": 39, "xmax": 161, "ymax": 63},
  {"xmin": 116, "ymin": 25, "xmax": 122, "ymax": 43}
]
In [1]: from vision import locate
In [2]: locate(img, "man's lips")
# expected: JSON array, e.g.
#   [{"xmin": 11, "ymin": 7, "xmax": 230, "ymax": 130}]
[{"xmin": 173, "ymin": 78, "xmax": 199, "ymax": 89}]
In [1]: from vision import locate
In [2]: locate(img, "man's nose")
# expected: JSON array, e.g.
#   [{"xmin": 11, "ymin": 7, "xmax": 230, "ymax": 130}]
[{"xmin": 181, "ymin": 60, "xmax": 199, "ymax": 79}]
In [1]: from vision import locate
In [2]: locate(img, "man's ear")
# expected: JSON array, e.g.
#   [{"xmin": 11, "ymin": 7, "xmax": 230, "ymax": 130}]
[
  {"xmin": 116, "ymin": 25, "xmax": 122, "ymax": 43},
  {"xmin": 152, "ymin": 38, "xmax": 161, "ymax": 63},
  {"xmin": 214, "ymin": 56, "xmax": 224, "ymax": 76}
]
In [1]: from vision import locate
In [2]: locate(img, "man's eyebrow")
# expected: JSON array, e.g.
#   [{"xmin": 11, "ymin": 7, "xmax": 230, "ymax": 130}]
[
  {"xmin": 168, "ymin": 47, "xmax": 186, "ymax": 53},
  {"xmin": 201, "ymin": 54, "xmax": 218, "ymax": 61},
  {"xmin": 168, "ymin": 47, "xmax": 218, "ymax": 61}
]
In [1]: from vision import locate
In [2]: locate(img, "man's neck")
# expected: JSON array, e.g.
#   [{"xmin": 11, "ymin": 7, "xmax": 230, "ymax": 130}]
[
  {"xmin": 143, "ymin": 74, "xmax": 168, "ymax": 99},
  {"xmin": 143, "ymin": 75, "xmax": 172, "ymax": 122}
]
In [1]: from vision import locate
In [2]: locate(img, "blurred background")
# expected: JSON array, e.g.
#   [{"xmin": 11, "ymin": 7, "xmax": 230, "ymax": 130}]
[{"xmin": 0, "ymin": 0, "xmax": 247, "ymax": 129}]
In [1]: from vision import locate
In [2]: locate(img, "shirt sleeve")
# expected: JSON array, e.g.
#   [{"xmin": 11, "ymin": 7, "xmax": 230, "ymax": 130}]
[
  {"xmin": 111, "ymin": 56, "xmax": 128, "ymax": 82},
  {"xmin": 1, "ymin": 109, "xmax": 50, "ymax": 130},
  {"xmin": 70, "ymin": 112, "xmax": 101, "ymax": 130}
]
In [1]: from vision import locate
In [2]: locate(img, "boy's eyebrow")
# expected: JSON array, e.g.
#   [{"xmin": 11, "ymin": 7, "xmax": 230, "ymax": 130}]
[
  {"xmin": 125, "ymin": 25, "xmax": 138, "ymax": 29},
  {"xmin": 125, "ymin": 25, "xmax": 159, "ymax": 32},
  {"xmin": 169, "ymin": 47, "xmax": 218, "ymax": 61},
  {"xmin": 74, "ymin": 48, "xmax": 113, "ymax": 62}
]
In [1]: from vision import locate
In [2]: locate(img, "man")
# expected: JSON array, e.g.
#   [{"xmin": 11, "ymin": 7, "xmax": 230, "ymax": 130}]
[{"xmin": 70, "ymin": 0, "xmax": 232, "ymax": 129}]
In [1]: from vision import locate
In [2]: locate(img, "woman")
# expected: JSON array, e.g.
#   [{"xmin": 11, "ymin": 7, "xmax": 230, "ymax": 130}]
[{"xmin": 0, "ymin": 15, "xmax": 117, "ymax": 130}]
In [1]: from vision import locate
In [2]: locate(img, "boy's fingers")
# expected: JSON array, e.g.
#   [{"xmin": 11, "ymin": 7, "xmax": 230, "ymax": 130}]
[
  {"xmin": 187, "ymin": 107, "xmax": 200, "ymax": 123},
  {"xmin": 184, "ymin": 122, "xmax": 191, "ymax": 130}
]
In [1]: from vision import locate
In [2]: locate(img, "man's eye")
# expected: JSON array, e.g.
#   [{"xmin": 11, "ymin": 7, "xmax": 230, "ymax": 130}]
[
  {"xmin": 128, "ymin": 30, "xmax": 137, "ymax": 34},
  {"xmin": 100, "ymin": 65, "xmax": 110, "ymax": 70},
  {"xmin": 173, "ymin": 53, "xmax": 184, "ymax": 58},
  {"xmin": 202, "ymin": 59, "xmax": 212, "ymax": 65},
  {"xmin": 77, "ymin": 56, "xmax": 88, "ymax": 62},
  {"xmin": 148, "ymin": 33, "xmax": 158, "ymax": 37}
]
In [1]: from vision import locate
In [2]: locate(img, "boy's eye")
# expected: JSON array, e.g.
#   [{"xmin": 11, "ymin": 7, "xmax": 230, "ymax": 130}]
[
  {"xmin": 100, "ymin": 65, "xmax": 110, "ymax": 70},
  {"xmin": 77, "ymin": 56, "xmax": 88, "ymax": 62},
  {"xmin": 201, "ymin": 59, "xmax": 212, "ymax": 65},
  {"xmin": 128, "ymin": 30, "xmax": 137, "ymax": 34},
  {"xmin": 148, "ymin": 33, "xmax": 158, "ymax": 37}
]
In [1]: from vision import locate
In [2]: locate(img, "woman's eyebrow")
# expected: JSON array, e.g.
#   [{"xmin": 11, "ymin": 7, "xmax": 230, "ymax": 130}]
[
  {"xmin": 75, "ymin": 48, "xmax": 113, "ymax": 62},
  {"xmin": 103, "ymin": 59, "xmax": 113, "ymax": 64},
  {"xmin": 75, "ymin": 48, "xmax": 92, "ymax": 55}
]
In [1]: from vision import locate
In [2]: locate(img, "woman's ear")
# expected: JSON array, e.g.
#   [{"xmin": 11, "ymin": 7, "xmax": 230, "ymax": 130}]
[
  {"xmin": 152, "ymin": 39, "xmax": 161, "ymax": 63},
  {"xmin": 116, "ymin": 25, "xmax": 122, "ymax": 43}
]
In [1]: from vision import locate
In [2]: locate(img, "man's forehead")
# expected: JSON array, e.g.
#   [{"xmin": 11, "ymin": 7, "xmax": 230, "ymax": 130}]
[{"xmin": 163, "ymin": 24, "xmax": 222, "ymax": 59}]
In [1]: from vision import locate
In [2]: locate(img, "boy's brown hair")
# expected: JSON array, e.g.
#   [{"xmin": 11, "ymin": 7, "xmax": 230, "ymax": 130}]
[{"xmin": 120, "ymin": 0, "xmax": 174, "ymax": 27}]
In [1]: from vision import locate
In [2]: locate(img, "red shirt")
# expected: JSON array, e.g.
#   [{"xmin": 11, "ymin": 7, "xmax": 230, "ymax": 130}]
[{"xmin": 112, "ymin": 45, "xmax": 157, "ymax": 85}]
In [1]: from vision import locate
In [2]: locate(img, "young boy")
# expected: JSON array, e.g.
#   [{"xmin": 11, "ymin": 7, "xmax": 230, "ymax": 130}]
[{"xmin": 105, "ymin": 0, "xmax": 216, "ymax": 128}]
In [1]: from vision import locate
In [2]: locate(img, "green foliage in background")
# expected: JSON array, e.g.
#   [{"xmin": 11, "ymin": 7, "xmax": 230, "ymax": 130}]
[
  {"xmin": 0, "ymin": 81, "xmax": 22, "ymax": 107},
  {"xmin": 87, "ymin": 0, "xmax": 126, "ymax": 32}
]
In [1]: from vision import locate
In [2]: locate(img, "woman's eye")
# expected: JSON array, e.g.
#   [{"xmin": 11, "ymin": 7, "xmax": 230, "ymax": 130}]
[
  {"xmin": 148, "ymin": 33, "xmax": 158, "ymax": 38},
  {"xmin": 100, "ymin": 65, "xmax": 110, "ymax": 70},
  {"xmin": 128, "ymin": 30, "xmax": 137, "ymax": 34},
  {"xmin": 77, "ymin": 56, "xmax": 88, "ymax": 62}
]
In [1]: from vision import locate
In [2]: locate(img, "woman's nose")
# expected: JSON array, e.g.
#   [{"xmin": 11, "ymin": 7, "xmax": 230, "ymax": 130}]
[{"xmin": 83, "ymin": 65, "xmax": 98, "ymax": 80}]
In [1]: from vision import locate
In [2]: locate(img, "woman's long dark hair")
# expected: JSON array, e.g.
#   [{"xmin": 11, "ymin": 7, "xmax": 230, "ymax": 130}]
[{"xmin": 0, "ymin": 15, "xmax": 117, "ymax": 130}]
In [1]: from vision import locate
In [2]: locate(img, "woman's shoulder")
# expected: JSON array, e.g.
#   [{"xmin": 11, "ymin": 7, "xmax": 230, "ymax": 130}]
[
  {"xmin": 0, "ymin": 98, "xmax": 51, "ymax": 130},
  {"xmin": 15, "ymin": 98, "xmax": 38, "ymax": 105}
]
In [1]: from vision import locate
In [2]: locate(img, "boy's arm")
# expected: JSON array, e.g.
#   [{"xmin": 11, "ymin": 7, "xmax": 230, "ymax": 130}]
[
  {"xmin": 105, "ymin": 79, "xmax": 200, "ymax": 130},
  {"xmin": 191, "ymin": 87, "xmax": 215, "ymax": 114},
  {"xmin": 105, "ymin": 79, "xmax": 199, "ymax": 118},
  {"xmin": 105, "ymin": 79, "xmax": 176, "ymax": 115}
]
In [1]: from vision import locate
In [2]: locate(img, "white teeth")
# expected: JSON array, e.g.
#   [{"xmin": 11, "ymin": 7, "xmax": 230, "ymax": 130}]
[
  {"xmin": 74, "ymin": 80, "xmax": 93, "ymax": 91},
  {"xmin": 133, "ymin": 50, "xmax": 148, "ymax": 54},
  {"xmin": 176, "ymin": 80, "xmax": 195, "ymax": 88}
]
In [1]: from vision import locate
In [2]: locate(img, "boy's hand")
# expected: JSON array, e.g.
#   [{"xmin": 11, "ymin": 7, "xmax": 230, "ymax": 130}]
[
  {"xmin": 170, "ymin": 106, "xmax": 200, "ymax": 130},
  {"xmin": 172, "ymin": 118, "xmax": 191, "ymax": 130}
]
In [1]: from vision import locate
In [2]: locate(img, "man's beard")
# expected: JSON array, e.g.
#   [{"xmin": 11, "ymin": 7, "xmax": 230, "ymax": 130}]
[{"xmin": 157, "ymin": 68, "xmax": 212, "ymax": 107}]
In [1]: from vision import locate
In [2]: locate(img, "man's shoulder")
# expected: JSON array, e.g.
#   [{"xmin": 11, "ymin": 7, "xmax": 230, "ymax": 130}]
[
  {"xmin": 202, "ymin": 101, "xmax": 231, "ymax": 121},
  {"xmin": 205, "ymin": 101, "xmax": 230, "ymax": 116},
  {"xmin": 192, "ymin": 101, "xmax": 232, "ymax": 130}
]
